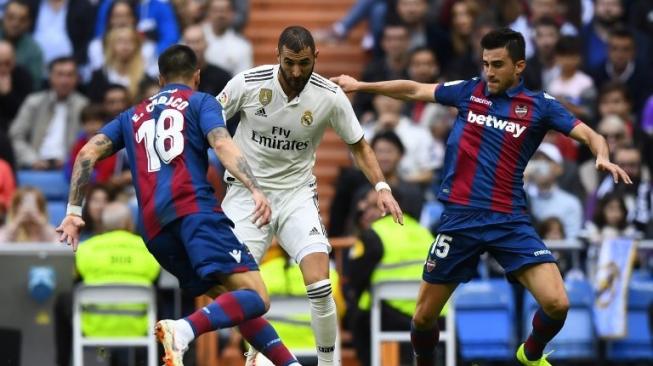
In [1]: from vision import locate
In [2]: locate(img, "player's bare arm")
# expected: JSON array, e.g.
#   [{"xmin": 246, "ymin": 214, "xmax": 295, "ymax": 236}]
[
  {"xmin": 207, "ymin": 126, "xmax": 271, "ymax": 227},
  {"xmin": 349, "ymin": 137, "xmax": 404, "ymax": 225},
  {"xmin": 569, "ymin": 122, "xmax": 632, "ymax": 184},
  {"xmin": 57, "ymin": 134, "xmax": 115, "ymax": 251},
  {"xmin": 330, "ymin": 74, "xmax": 437, "ymax": 102}
]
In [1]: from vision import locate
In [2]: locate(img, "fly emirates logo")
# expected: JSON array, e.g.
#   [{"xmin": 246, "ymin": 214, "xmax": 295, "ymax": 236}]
[{"xmin": 466, "ymin": 109, "xmax": 527, "ymax": 138}]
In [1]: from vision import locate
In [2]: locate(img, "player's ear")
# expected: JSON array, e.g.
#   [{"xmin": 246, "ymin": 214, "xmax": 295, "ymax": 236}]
[
  {"xmin": 158, "ymin": 75, "xmax": 165, "ymax": 88},
  {"xmin": 275, "ymin": 47, "xmax": 280, "ymax": 61},
  {"xmin": 193, "ymin": 69, "xmax": 201, "ymax": 89},
  {"xmin": 314, "ymin": 48, "xmax": 319, "ymax": 59},
  {"xmin": 515, "ymin": 59, "xmax": 526, "ymax": 76}
]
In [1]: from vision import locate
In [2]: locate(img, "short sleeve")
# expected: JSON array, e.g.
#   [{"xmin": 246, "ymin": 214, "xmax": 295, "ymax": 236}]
[
  {"xmin": 329, "ymin": 88, "xmax": 364, "ymax": 144},
  {"xmin": 434, "ymin": 79, "xmax": 473, "ymax": 107},
  {"xmin": 99, "ymin": 113, "xmax": 126, "ymax": 151},
  {"xmin": 216, "ymin": 73, "xmax": 246, "ymax": 120},
  {"xmin": 543, "ymin": 93, "xmax": 581, "ymax": 135},
  {"xmin": 198, "ymin": 94, "xmax": 226, "ymax": 137}
]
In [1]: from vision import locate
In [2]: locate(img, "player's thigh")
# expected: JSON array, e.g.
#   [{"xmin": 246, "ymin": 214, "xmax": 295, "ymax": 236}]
[
  {"xmin": 178, "ymin": 212, "xmax": 259, "ymax": 281},
  {"xmin": 222, "ymin": 185, "xmax": 274, "ymax": 262},
  {"xmin": 276, "ymin": 184, "xmax": 330, "ymax": 265},
  {"xmin": 146, "ymin": 221, "xmax": 215, "ymax": 297},
  {"xmin": 413, "ymin": 281, "xmax": 458, "ymax": 328},
  {"xmin": 422, "ymin": 230, "xmax": 484, "ymax": 285},
  {"xmin": 514, "ymin": 262, "xmax": 569, "ymax": 317}
]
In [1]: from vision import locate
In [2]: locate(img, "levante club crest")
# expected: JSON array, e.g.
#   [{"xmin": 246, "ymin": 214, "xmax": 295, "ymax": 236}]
[
  {"xmin": 515, "ymin": 104, "xmax": 528, "ymax": 118},
  {"xmin": 259, "ymin": 88, "xmax": 272, "ymax": 106}
]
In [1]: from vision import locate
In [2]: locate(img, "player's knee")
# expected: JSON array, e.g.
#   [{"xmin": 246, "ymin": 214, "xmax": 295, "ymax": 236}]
[
  {"xmin": 542, "ymin": 296, "xmax": 570, "ymax": 319},
  {"xmin": 412, "ymin": 305, "xmax": 438, "ymax": 329},
  {"xmin": 254, "ymin": 288, "xmax": 271, "ymax": 312}
]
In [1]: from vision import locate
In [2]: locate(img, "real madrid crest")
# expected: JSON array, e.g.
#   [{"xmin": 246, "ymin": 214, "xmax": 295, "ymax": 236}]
[
  {"xmin": 259, "ymin": 88, "xmax": 272, "ymax": 106},
  {"xmin": 515, "ymin": 104, "xmax": 528, "ymax": 118},
  {"xmin": 301, "ymin": 110, "xmax": 313, "ymax": 127}
]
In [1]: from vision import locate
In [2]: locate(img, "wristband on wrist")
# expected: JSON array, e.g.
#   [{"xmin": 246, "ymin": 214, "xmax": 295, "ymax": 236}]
[
  {"xmin": 66, "ymin": 204, "xmax": 82, "ymax": 217},
  {"xmin": 375, "ymin": 181, "xmax": 391, "ymax": 192}
]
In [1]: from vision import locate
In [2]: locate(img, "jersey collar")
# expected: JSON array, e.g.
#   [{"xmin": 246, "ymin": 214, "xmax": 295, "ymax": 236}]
[
  {"xmin": 162, "ymin": 83, "xmax": 192, "ymax": 92},
  {"xmin": 483, "ymin": 78, "xmax": 525, "ymax": 98}
]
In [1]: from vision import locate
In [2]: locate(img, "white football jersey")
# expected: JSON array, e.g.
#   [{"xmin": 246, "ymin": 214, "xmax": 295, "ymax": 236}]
[{"xmin": 217, "ymin": 64, "xmax": 364, "ymax": 189}]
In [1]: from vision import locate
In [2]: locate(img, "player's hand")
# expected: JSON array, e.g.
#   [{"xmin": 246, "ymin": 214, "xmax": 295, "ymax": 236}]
[
  {"xmin": 329, "ymin": 74, "xmax": 360, "ymax": 93},
  {"xmin": 250, "ymin": 189, "xmax": 271, "ymax": 228},
  {"xmin": 596, "ymin": 157, "xmax": 632, "ymax": 184},
  {"xmin": 56, "ymin": 215, "xmax": 85, "ymax": 252},
  {"xmin": 377, "ymin": 190, "xmax": 404, "ymax": 225}
]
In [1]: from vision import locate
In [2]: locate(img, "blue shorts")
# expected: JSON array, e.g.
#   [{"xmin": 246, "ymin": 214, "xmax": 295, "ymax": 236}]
[
  {"xmin": 146, "ymin": 212, "xmax": 258, "ymax": 296},
  {"xmin": 422, "ymin": 209, "xmax": 556, "ymax": 284}
]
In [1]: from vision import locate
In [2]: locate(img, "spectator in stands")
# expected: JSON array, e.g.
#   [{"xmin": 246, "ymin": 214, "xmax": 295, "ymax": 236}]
[
  {"xmin": 391, "ymin": 0, "xmax": 438, "ymax": 51},
  {"xmin": 93, "ymin": 0, "xmax": 180, "ymax": 56},
  {"xmin": 404, "ymin": 47, "xmax": 450, "ymax": 129},
  {"xmin": 0, "ymin": 40, "xmax": 31, "ymax": 171},
  {"xmin": 436, "ymin": 0, "xmax": 481, "ymax": 80},
  {"xmin": 0, "ymin": 158, "xmax": 15, "ymax": 224},
  {"xmin": 87, "ymin": 26, "xmax": 155, "ymax": 102},
  {"xmin": 203, "ymin": 0, "xmax": 253, "ymax": 75},
  {"xmin": 314, "ymin": 0, "xmax": 387, "ymax": 51},
  {"xmin": 579, "ymin": 115, "xmax": 632, "ymax": 194},
  {"xmin": 79, "ymin": 184, "xmax": 112, "ymax": 241},
  {"xmin": 627, "ymin": 0, "xmax": 653, "ymax": 59},
  {"xmin": 536, "ymin": 217, "xmax": 566, "ymax": 241},
  {"xmin": 347, "ymin": 186, "xmax": 434, "ymax": 366},
  {"xmin": 65, "ymin": 105, "xmax": 118, "ymax": 185},
  {"xmin": 590, "ymin": 27, "xmax": 653, "ymax": 115},
  {"xmin": 367, "ymin": 95, "xmax": 437, "ymax": 185},
  {"xmin": 27, "ymin": 0, "xmax": 94, "ymax": 67},
  {"xmin": 182, "ymin": 24, "xmax": 231, "ymax": 96},
  {"xmin": 353, "ymin": 23, "xmax": 410, "ymax": 119},
  {"xmin": 580, "ymin": 0, "xmax": 625, "ymax": 71},
  {"xmin": 86, "ymin": 0, "xmax": 157, "ymax": 83},
  {"xmin": 525, "ymin": 142, "xmax": 583, "ymax": 239},
  {"xmin": 54, "ymin": 201, "xmax": 159, "ymax": 366},
  {"xmin": 591, "ymin": 145, "xmax": 653, "ymax": 237},
  {"xmin": 585, "ymin": 192, "xmax": 640, "ymax": 244},
  {"xmin": 102, "ymin": 84, "xmax": 130, "ymax": 119},
  {"xmin": 523, "ymin": 17, "xmax": 561, "ymax": 91},
  {"xmin": 10, "ymin": 57, "xmax": 88, "ymax": 169},
  {"xmin": 547, "ymin": 36, "xmax": 596, "ymax": 123},
  {"xmin": 0, "ymin": 187, "xmax": 57, "ymax": 242},
  {"xmin": 0, "ymin": 0, "xmax": 43, "ymax": 89}
]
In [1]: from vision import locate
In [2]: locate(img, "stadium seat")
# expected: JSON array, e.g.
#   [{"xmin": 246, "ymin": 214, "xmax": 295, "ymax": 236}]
[
  {"xmin": 523, "ymin": 278, "xmax": 597, "ymax": 360},
  {"xmin": 455, "ymin": 279, "xmax": 516, "ymax": 361},
  {"xmin": 607, "ymin": 280, "xmax": 653, "ymax": 361},
  {"xmin": 17, "ymin": 170, "xmax": 68, "ymax": 201},
  {"xmin": 73, "ymin": 284, "xmax": 157, "ymax": 366},
  {"xmin": 47, "ymin": 201, "xmax": 67, "ymax": 227}
]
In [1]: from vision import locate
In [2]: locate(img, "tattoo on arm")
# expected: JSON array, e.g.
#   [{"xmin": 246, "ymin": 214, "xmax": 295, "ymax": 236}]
[
  {"xmin": 235, "ymin": 156, "xmax": 262, "ymax": 191},
  {"xmin": 207, "ymin": 127, "xmax": 262, "ymax": 191},
  {"xmin": 69, "ymin": 135, "xmax": 114, "ymax": 205},
  {"xmin": 207, "ymin": 127, "xmax": 230, "ymax": 148}
]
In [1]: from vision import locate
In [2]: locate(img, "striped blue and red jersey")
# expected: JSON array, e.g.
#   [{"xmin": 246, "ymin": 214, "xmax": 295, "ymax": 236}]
[
  {"xmin": 100, "ymin": 83, "xmax": 224, "ymax": 241},
  {"xmin": 435, "ymin": 77, "xmax": 581, "ymax": 214}
]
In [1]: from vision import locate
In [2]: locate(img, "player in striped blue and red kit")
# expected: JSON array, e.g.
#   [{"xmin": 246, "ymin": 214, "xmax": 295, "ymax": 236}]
[
  {"xmin": 333, "ymin": 28, "xmax": 632, "ymax": 365},
  {"xmin": 57, "ymin": 45, "xmax": 301, "ymax": 366}
]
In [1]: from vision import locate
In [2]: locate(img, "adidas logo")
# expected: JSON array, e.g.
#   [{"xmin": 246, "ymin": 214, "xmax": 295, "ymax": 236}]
[
  {"xmin": 254, "ymin": 107, "xmax": 267, "ymax": 117},
  {"xmin": 309, "ymin": 227, "xmax": 320, "ymax": 236},
  {"xmin": 229, "ymin": 249, "xmax": 242, "ymax": 263}
]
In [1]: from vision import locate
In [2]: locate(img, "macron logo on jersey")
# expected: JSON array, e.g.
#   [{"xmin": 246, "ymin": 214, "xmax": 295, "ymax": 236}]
[{"xmin": 467, "ymin": 109, "xmax": 527, "ymax": 138}]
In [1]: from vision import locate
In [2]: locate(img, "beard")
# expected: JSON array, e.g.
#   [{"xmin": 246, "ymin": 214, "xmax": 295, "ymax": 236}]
[
  {"xmin": 279, "ymin": 64, "xmax": 313, "ymax": 94},
  {"xmin": 596, "ymin": 16, "xmax": 621, "ymax": 28}
]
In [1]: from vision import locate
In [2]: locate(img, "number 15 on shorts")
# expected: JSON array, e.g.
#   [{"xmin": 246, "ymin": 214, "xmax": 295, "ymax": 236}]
[{"xmin": 429, "ymin": 234, "xmax": 452, "ymax": 259}]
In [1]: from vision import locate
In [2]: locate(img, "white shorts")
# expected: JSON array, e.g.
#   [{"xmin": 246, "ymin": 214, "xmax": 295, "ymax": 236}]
[{"xmin": 222, "ymin": 180, "xmax": 330, "ymax": 264}]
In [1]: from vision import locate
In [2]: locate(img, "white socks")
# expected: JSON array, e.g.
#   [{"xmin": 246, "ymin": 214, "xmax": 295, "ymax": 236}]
[{"xmin": 306, "ymin": 279, "xmax": 337, "ymax": 365}]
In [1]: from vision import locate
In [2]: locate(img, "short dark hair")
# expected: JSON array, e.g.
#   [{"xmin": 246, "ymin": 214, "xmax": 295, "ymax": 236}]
[
  {"xmin": 554, "ymin": 36, "xmax": 581, "ymax": 56},
  {"xmin": 6, "ymin": 0, "xmax": 32, "ymax": 19},
  {"xmin": 609, "ymin": 26, "xmax": 635, "ymax": 42},
  {"xmin": 598, "ymin": 81, "xmax": 631, "ymax": 104},
  {"xmin": 480, "ymin": 28, "xmax": 526, "ymax": 63},
  {"xmin": 104, "ymin": 83, "xmax": 129, "ymax": 96},
  {"xmin": 80, "ymin": 104, "xmax": 108, "ymax": 123},
  {"xmin": 278, "ymin": 26, "xmax": 315, "ymax": 53},
  {"xmin": 48, "ymin": 56, "xmax": 76, "ymax": 71},
  {"xmin": 409, "ymin": 46, "xmax": 439, "ymax": 65},
  {"xmin": 371, "ymin": 130, "xmax": 405, "ymax": 155},
  {"xmin": 158, "ymin": 44, "xmax": 198, "ymax": 80}
]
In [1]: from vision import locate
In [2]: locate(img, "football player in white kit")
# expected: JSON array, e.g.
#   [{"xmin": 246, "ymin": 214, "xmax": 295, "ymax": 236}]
[{"xmin": 217, "ymin": 26, "xmax": 404, "ymax": 365}]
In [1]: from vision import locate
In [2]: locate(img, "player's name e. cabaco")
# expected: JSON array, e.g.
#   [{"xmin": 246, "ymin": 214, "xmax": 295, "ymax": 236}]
[{"xmin": 466, "ymin": 109, "xmax": 526, "ymax": 138}]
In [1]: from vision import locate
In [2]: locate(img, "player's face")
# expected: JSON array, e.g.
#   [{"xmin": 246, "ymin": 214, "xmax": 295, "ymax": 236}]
[
  {"xmin": 277, "ymin": 45, "xmax": 316, "ymax": 93},
  {"xmin": 482, "ymin": 47, "xmax": 525, "ymax": 95}
]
